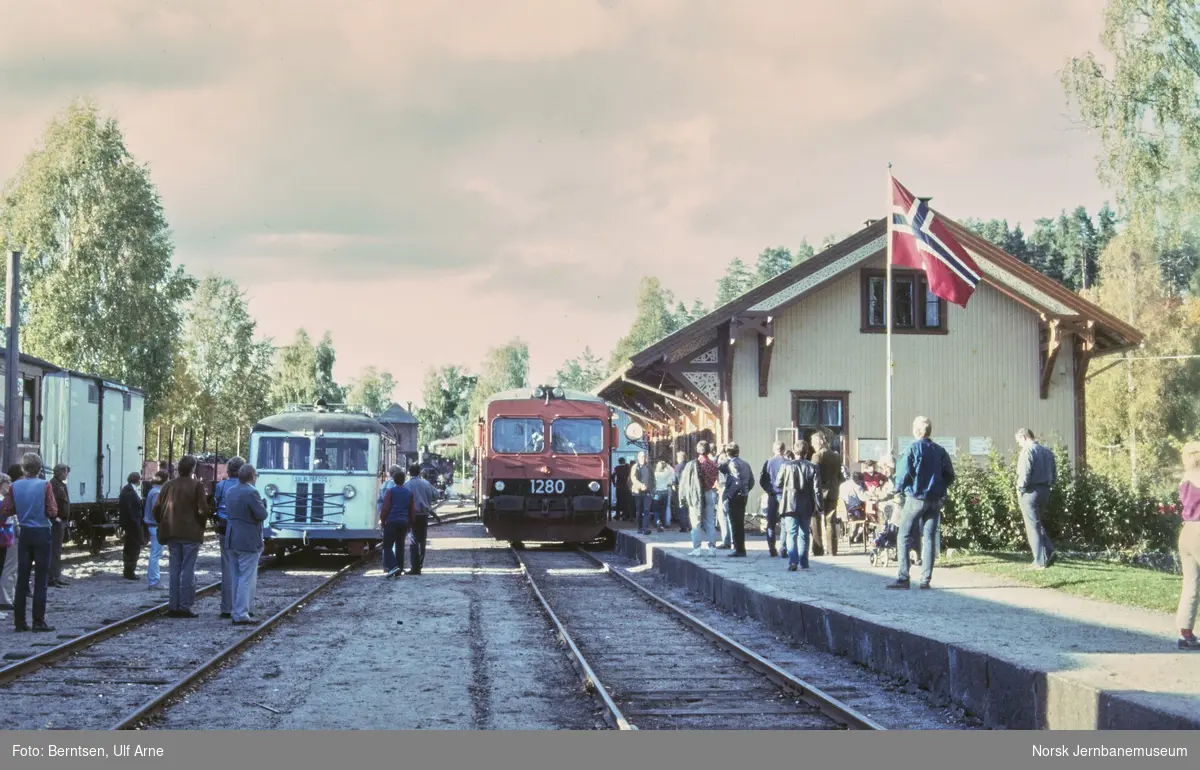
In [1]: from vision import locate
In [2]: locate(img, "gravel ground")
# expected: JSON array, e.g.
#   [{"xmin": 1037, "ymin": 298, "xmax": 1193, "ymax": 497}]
[
  {"xmin": 2, "ymin": 533, "xmax": 221, "ymax": 659},
  {"xmin": 154, "ymin": 519, "xmax": 604, "ymax": 730},
  {"xmin": 1, "ymin": 554, "xmax": 342, "ymax": 730},
  {"xmin": 600, "ymin": 550, "xmax": 982, "ymax": 730}
]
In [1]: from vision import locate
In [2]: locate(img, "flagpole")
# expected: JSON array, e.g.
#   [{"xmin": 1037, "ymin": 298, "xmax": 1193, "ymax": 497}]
[{"xmin": 886, "ymin": 164, "xmax": 894, "ymax": 457}]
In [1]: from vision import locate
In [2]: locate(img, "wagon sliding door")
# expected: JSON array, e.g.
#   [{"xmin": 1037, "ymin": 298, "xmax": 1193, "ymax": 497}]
[{"xmin": 791, "ymin": 391, "xmax": 848, "ymax": 456}]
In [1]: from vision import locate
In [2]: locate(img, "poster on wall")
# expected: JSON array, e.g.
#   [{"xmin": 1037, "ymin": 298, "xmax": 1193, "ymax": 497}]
[
  {"xmin": 932, "ymin": 437, "xmax": 958, "ymax": 457},
  {"xmin": 856, "ymin": 438, "xmax": 888, "ymax": 462},
  {"xmin": 969, "ymin": 437, "xmax": 992, "ymax": 456}
]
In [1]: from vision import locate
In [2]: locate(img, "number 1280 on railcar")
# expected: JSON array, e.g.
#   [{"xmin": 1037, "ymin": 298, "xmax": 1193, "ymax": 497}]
[{"xmin": 474, "ymin": 386, "xmax": 619, "ymax": 546}]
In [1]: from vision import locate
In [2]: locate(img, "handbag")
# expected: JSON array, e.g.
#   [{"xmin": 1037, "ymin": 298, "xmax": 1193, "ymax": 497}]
[{"xmin": 0, "ymin": 518, "xmax": 15, "ymax": 550}]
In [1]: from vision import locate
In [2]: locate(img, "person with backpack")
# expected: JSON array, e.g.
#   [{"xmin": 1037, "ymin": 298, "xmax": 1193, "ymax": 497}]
[
  {"xmin": 718, "ymin": 443, "xmax": 754, "ymax": 557},
  {"xmin": 212, "ymin": 457, "xmax": 245, "ymax": 619}
]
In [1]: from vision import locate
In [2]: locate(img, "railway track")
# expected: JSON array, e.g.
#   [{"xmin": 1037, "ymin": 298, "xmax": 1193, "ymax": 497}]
[
  {"xmin": 515, "ymin": 547, "xmax": 884, "ymax": 731},
  {"xmin": 0, "ymin": 553, "xmax": 366, "ymax": 730}
]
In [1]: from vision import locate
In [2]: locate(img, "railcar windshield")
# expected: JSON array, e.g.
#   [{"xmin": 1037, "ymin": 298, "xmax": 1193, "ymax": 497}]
[
  {"xmin": 256, "ymin": 436, "xmax": 312, "ymax": 471},
  {"xmin": 314, "ymin": 437, "xmax": 371, "ymax": 472},
  {"xmin": 550, "ymin": 418, "xmax": 605, "ymax": 454},
  {"xmin": 492, "ymin": 418, "xmax": 545, "ymax": 454}
]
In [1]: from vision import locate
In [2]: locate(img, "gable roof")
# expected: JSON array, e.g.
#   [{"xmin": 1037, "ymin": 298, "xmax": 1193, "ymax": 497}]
[
  {"xmin": 377, "ymin": 402, "xmax": 419, "ymax": 425},
  {"xmin": 613, "ymin": 215, "xmax": 1142, "ymax": 375}
]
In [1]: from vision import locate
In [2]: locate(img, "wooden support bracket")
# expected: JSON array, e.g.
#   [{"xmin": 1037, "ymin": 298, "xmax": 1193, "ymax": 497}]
[{"xmin": 1040, "ymin": 319, "xmax": 1062, "ymax": 400}]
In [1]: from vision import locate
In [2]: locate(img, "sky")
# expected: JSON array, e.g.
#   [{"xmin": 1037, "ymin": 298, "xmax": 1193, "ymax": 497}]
[{"xmin": 0, "ymin": 0, "xmax": 1115, "ymax": 406}]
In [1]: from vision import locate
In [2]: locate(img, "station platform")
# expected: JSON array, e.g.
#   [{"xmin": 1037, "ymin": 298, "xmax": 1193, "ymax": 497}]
[{"xmin": 608, "ymin": 527, "xmax": 1200, "ymax": 730}]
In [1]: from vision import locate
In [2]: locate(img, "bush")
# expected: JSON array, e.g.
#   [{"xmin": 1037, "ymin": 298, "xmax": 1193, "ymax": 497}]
[{"xmin": 941, "ymin": 444, "xmax": 1180, "ymax": 554}]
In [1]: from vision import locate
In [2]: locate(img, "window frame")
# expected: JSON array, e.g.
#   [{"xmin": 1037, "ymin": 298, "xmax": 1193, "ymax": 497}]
[
  {"xmin": 860, "ymin": 269, "xmax": 948, "ymax": 335},
  {"xmin": 490, "ymin": 417, "xmax": 547, "ymax": 455},
  {"xmin": 549, "ymin": 417, "xmax": 606, "ymax": 455},
  {"xmin": 254, "ymin": 434, "xmax": 314, "ymax": 472},
  {"xmin": 791, "ymin": 390, "xmax": 849, "ymax": 456},
  {"xmin": 20, "ymin": 376, "xmax": 37, "ymax": 443},
  {"xmin": 313, "ymin": 436, "xmax": 373, "ymax": 474}
]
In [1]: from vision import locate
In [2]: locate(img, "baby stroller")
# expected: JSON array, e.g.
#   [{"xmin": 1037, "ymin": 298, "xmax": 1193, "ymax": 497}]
[{"xmin": 869, "ymin": 523, "xmax": 898, "ymax": 568}]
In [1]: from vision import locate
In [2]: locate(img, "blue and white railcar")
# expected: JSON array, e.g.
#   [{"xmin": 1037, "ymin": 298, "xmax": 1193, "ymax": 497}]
[{"xmin": 249, "ymin": 404, "xmax": 396, "ymax": 555}]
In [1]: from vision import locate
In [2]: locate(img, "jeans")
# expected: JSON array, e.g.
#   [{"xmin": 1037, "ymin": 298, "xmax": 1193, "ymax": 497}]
[
  {"xmin": 230, "ymin": 548, "xmax": 261, "ymax": 622},
  {"xmin": 782, "ymin": 513, "xmax": 812, "ymax": 568},
  {"xmin": 896, "ymin": 497, "xmax": 941, "ymax": 584},
  {"xmin": 50, "ymin": 518, "xmax": 65, "ymax": 581},
  {"xmin": 219, "ymin": 535, "xmax": 235, "ymax": 614},
  {"xmin": 146, "ymin": 525, "xmax": 163, "ymax": 587},
  {"xmin": 1018, "ymin": 487, "xmax": 1055, "ymax": 568},
  {"xmin": 167, "ymin": 540, "xmax": 201, "ymax": 612},
  {"xmin": 1178, "ymin": 522, "xmax": 1200, "ymax": 632},
  {"xmin": 719, "ymin": 498, "xmax": 733, "ymax": 547},
  {"xmin": 383, "ymin": 520, "xmax": 409, "ymax": 573},
  {"xmin": 690, "ymin": 490, "xmax": 718, "ymax": 549},
  {"xmin": 14, "ymin": 526, "xmax": 51, "ymax": 626},
  {"xmin": 653, "ymin": 492, "xmax": 670, "ymax": 527},
  {"xmin": 727, "ymin": 494, "xmax": 748, "ymax": 554},
  {"xmin": 1, "ymin": 530, "xmax": 18, "ymax": 605},
  {"xmin": 635, "ymin": 493, "xmax": 654, "ymax": 531},
  {"xmin": 409, "ymin": 514, "xmax": 428, "ymax": 573},
  {"xmin": 764, "ymin": 495, "xmax": 780, "ymax": 555}
]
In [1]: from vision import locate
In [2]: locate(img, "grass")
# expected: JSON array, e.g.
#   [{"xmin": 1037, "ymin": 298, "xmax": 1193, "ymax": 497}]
[{"xmin": 938, "ymin": 551, "xmax": 1183, "ymax": 615}]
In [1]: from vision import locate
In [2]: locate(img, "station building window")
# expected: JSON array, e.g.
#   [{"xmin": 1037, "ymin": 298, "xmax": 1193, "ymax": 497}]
[{"xmin": 860, "ymin": 269, "xmax": 946, "ymax": 334}]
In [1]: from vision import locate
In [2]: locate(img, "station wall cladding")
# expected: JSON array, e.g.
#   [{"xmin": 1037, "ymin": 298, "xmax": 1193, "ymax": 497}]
[{"xmin": 612, "ymin": 532, "xmax": 1200, "ymax": 732}]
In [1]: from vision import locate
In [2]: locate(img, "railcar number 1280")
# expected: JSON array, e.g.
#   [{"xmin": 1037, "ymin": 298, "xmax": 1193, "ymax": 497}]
[{"xmin": 530, "ymin": 479, "xmax": 567, "ymax": 495}]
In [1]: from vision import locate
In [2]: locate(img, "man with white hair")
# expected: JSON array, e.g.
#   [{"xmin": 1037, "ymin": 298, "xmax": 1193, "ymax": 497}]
[
  {"xmin": 887, "ymin": 417, "xmax": 955, "ymax": 590},
  {"xmin": 1015, "ymin": 428, "xmax": 1057, "ymax": 569}
]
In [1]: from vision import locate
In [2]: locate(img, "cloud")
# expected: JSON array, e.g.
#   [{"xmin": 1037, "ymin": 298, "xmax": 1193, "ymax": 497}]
[{"xmin": 0, "ymin": 0, "xmax": 1113, "ymax": 400}]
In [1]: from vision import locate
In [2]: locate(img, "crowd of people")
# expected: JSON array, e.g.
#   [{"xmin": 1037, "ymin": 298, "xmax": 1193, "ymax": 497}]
[
  {"xmin": 609, "ymin": 416, "xmax": 1200, "ymax": 651},
  {"xmin": 0, "ymin": 452, "xmax": 445, "ymax": 632}
]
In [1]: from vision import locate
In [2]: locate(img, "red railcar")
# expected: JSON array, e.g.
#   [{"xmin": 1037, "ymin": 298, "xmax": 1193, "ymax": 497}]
[{"xmin": 474, "ymin": 387, "xmax": 617, "ymax": 546}]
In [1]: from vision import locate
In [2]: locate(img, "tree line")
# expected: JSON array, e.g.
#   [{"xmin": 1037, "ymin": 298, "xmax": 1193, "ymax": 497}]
[{"xmin": 0, "ymin": 100, "xmax": 399, "ymax": 460}]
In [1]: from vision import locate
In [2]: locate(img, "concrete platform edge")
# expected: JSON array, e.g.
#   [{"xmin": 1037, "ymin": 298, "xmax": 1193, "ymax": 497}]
[{"xmin": 613, "ymin": 531, "xmax": 1200, "ymax": 731}]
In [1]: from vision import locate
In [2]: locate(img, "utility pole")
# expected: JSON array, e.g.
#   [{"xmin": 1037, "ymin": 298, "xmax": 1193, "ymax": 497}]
[{"xmin": 4, "ymin": 252, "xmax": 21, "ymax": 471}]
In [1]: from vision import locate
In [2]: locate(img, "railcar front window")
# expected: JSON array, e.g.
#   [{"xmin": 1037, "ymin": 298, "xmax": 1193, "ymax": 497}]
[
  {"xmin": 551, "ymin": 418, "xmax": 604, "ymax": 454},
  {"xmin": 492, "ymin": 418, "xmax": 545, "ymax": 454},
  {"xmin": 315, "ymin": 437, "xmax": 370, "ymax": 472},
  {"xmin": 257, "ymin": 436, "xmax": 312, "ymax": 470}
]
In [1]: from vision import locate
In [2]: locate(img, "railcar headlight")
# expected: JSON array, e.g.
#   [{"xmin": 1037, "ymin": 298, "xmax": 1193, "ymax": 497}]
[
  {"xmin": 552, "ymin": 387, "xmax": 564, "ymax": 398},
  {"xmin": 534, "ymin": 387, "xmax": 546, "ymax": 398},
  {"xmin": 494, "ymin": 480, "xmax": 506, "ymax": 492},
  {"xmin": 588, "ymin": 481, "xmax": 600, "ymax": 492},
  {"xmin": 264, "ymin": 483, "xmax": 278, "ymax": 498},
  {"xmin": 343, "ymin": 485, "xmax": 356, "ymax": 499}
]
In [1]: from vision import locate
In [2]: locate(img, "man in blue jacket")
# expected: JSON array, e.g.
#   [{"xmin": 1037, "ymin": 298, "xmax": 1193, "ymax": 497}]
[
  {"xmin": 212, "ymin": 457, "xmax": 245, "ymax": 619},
  {"xmin": 887, "ymin": 416, "xmax": 956, "ymax": 590},
  {"xmin": 143, "ymin": 471, "xmax": 167, "ymax": 590},
  {"xmin": 223, "ymin": 463, "xmax": 269, "ymax": 625}
]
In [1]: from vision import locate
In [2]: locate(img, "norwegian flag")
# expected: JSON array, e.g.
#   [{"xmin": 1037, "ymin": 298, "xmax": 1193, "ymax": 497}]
[{"xmin": 890, "ymin": 177, "xmax": 981, "ymax": 307}]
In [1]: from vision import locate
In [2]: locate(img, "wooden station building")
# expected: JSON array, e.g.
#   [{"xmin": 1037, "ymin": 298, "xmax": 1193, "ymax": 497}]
[{"xmin": 596, "ymin": 216, "xmax": 1143, "ymax": 469}]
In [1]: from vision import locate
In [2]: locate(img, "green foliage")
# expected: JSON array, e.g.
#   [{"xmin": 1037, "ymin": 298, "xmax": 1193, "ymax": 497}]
[
  {"xmin": 268, "ymin": 329, "xmax": 344, "ymax": 410},
  {"xmin": 608, "ymin": 277, "xmax": 685, "ymax": 372},
  {"xmin": 941, "ymin": 444, "xmax": 1180, "ymax": 554},
  {"xmin": 345, "ymin": 366, "xmax": 396, "ymax": 416},
  {"xmin": 150, "ymin": 274, "xmax": 273, "ymax": 454},
  {"xmin": 555, "ymin": 346, "xmax": 605, "ymax": 392},
  {"xmin": 793, "ymin": 240, "xmax": 816, "ymax": 265},
  {"xmin": 715, "ymin": 257, "xmax": 754, "ymax": 306},
  {"xmin": 0, "ymin": 100, "xmax": 196, "ymax": 413},
  {"xmin": 753, "ymin": 246, "xmax": 793, "ymax": 285},
  {"xmin": 1084, "ymin": 233, "xmax": 1200, "ymax": 489},
  {"xmin": 468, "ymin": 339, "xmax": 529, "ymax": 419},
  {"xmin": 417, "ymin": 365, "xmax": 476, "ymax": 447},
  {"xmin": 1063, "ymin": 0, "xmax": 1200, "ymax": 239}
]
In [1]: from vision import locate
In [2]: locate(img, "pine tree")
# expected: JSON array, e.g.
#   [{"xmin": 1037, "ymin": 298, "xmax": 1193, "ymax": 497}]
[
  {"xmin": 753, "ymin": 247, "xmax": 793, "ymax": 285},
  {"xmin": 715, "ymin": 258, "xmax": 754, "ymax": 306}
]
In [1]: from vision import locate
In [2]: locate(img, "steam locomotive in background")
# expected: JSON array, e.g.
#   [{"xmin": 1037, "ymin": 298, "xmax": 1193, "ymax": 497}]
[{"xmin": 474, "ymin": 386, "xmax": 617, "ymax": 547}]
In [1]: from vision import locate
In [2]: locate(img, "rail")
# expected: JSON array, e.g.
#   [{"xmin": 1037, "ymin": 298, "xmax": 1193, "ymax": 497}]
[
  {"xmin": 513, "ymin": 548, "xmax": 635, "ymax": 730},
  {"xmin": 574, "ymin": 548, "xmax": 885, "ymax": 731},
  {"xmin": 515, "ymin": 546, "xmax": 884, "ymax": 731},
  {"xmin": 112, "ymin": 554, "xmax": 367, "ymax": 730}
]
